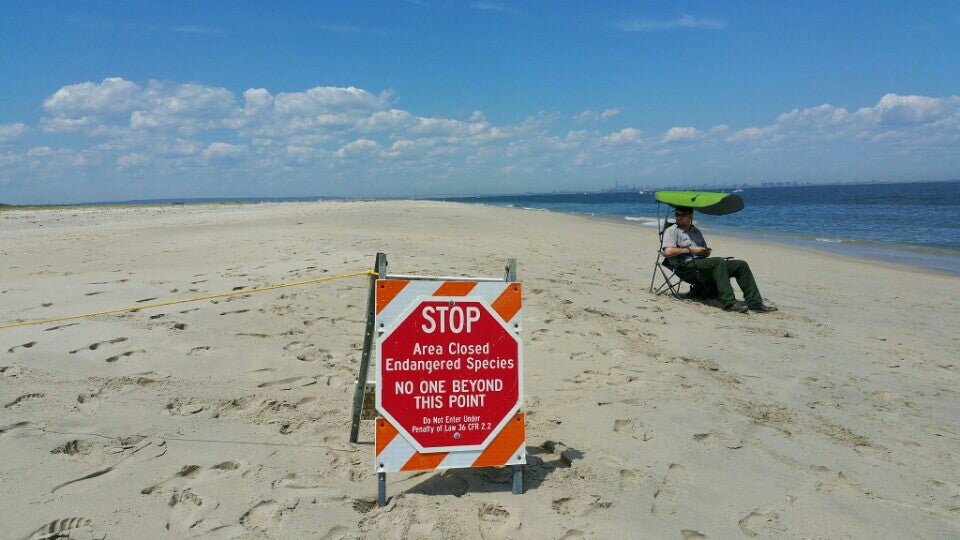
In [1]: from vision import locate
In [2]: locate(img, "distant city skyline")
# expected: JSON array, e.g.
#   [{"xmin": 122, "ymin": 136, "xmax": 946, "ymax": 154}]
[{"xmin": 2, "ymin": 2, "xmax": 958, "ymax": 204}]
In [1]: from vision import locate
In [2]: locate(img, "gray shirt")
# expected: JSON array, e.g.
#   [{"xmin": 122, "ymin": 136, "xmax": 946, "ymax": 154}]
[{"xmin": 662, "ymin": 224, "xmax": 708, "ymax": 267}]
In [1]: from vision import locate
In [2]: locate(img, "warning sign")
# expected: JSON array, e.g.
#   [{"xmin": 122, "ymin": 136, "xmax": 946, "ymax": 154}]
[{"xmin": 376, "ymin": 296, "xmax": 522, "ymax": 453}]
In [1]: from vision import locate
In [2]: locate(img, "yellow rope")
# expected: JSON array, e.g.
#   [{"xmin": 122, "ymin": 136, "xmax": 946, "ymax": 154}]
[{"xmin": 0, "ymin": 269, "xmax": 378, "ymax": 330}]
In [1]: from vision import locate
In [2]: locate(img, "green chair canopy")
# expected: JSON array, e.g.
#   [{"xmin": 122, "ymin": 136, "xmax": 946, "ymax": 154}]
[{"xmin": 654, "ymin": 191, "xmax": 744, "ymax": 216}]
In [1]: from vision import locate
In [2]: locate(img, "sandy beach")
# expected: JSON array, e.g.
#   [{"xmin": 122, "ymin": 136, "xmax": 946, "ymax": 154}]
[{"xmin": 2, "ymin": 200, "xmax": 958, "ymax": 539}]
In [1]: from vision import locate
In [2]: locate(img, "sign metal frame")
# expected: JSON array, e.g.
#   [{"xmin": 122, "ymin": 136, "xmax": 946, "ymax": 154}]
[{"xmin": 349, "ymin": 253, "xmax": 524, "ymax": 507}]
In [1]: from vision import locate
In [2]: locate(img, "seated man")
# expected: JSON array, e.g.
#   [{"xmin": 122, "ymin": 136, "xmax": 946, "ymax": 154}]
[{"xmin": 662, "ymin": 206, "xmax": 777, "ymax": 313}]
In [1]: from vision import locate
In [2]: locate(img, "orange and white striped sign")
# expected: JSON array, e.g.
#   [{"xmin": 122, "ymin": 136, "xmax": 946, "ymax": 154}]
[{"xmin": 374, "ymin": 279, "xmax": 525, "ymax": 472}]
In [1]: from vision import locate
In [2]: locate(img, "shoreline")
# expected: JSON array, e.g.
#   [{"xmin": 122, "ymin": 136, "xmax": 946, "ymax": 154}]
[
  {"xmin": 581, "ymin": 208, "xmax": 960, "ymax": 276},
  {"xmin": 5, "ymin": 198, "xmax": 960, "ymax": 276}
]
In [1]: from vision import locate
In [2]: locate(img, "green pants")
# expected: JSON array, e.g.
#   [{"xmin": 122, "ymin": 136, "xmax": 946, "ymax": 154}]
[{"xmin": 676, "ymin": 257, "xmax": 763, "ymax": 308}]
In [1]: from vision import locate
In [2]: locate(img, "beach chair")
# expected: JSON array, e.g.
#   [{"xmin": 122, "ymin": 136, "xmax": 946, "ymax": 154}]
[{"xmin": 650, "ymin": 220, "xmax": 687, "ymax": 298}]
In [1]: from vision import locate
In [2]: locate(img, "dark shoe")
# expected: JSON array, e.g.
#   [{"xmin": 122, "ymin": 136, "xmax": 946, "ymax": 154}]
[
  {"xmin": 749, "ymin": 303, "xmax": 778, "ymax": 313},
  {"xmin": 723, "ymin": 301, "xmax": 749, "ymax": 313}
]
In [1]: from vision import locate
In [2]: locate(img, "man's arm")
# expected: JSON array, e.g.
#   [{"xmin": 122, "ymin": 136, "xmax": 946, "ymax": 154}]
[{"xmin": 664, "ymin": 245, "xmax": 694, "ymax": 257}]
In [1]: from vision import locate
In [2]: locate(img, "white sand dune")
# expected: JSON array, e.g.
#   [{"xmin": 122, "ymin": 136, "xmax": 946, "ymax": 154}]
[{"xmin": 1, "ymin": 201, "xmax": 958, "ymax": 538}]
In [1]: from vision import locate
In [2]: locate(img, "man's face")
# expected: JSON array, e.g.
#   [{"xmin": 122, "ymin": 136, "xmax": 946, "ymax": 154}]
[{"xmin": 675, "ymin": 211, "xmax": 693, "ymax": 228}]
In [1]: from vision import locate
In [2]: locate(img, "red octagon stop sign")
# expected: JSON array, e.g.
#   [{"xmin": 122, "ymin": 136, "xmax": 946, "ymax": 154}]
[{"xmin": 376, "ymin": 296, "xmax": 522, "ymax": 453}]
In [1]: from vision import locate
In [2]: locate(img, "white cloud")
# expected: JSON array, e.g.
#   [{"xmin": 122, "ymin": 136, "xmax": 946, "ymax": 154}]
[
  {"xmin": 359, "ymin": 109, "xmax": 419, "ymax": 132},
  {"xmin": 286, "ymin": 145, "xmax": 320, "ymax": 164},
  {"xmin": 615, "ymin": 13, "xmax": 725, "ymax": 32},
  {"xmin": 273, "ymin": 86, "xmax": 389, "ymax": 116},
  {"xmin": 117, "ymin": 153, "xmax": 149, "ymax": 169},
  {"xmin": 335, "ymin": 138, "xmax": 380, "ymax": 159},
  {"xmin": 382, "ymin": 138, "xmax": 417, "ymax": 158},
  {"xmin": 873, "ymin": 93, "xmax": 958, "ymax": 126},
  {"xmin": 43, "ymin": 77, "xmax": 142, "ymax": 117},
  {"xmin": 0, "ymin": 123, "xmax": 28, "ymax": 142},
  {"xmin": 662, "ymin": 126, "xmax": 703, "ymax": 142},
  {"xmin": 726, "ymin": 125, "xmax": 780, "ymax": 143},
  {"xmin": 201, "ymin": 142, "xmax": 246, "ymax": 161},
  {"xmin": 573, "ymin": 108, "xmax": 622, "ymax": 124},
  {"xmin": 27, "ymin": 146, "xmax": 56, "ymax": 157},
  {"xmin": 728, "ymin": 94, "xmax": 960, "ymax": 147},
  {"xmin": 777, "ymin": 104, "xmax": 849, "ymax": 125},
  {"xmin": 243, "ymin": 88, "xmax": 273, "ymax": 110},
  {"xmin": 602, "ymin": 128, "xmax": 644, "ymax": 145}
]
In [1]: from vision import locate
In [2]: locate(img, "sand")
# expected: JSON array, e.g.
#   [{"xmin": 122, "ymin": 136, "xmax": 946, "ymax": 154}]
[{"xmin": 1, "ymin": 200, "xmax": 958, "ymax": 539}]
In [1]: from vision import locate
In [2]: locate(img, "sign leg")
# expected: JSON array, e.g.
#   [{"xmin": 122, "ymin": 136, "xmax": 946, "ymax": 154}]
[
  {"xmin": 350, "ymin": 252, "xmax": 387, "ymax": 443},
  {"xmin": 378, "ymin": 472, "xmax": 387, "ymax": 507},
  {"xmin": 512, "ymin": 465, "xmax": 523, "ymax": 495}
]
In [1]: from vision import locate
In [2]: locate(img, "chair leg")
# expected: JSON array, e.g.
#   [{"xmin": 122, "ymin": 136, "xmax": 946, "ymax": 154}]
[
  {"xmin": 662, "ymin": 267, "xmax": 683, "ymax": 299},
  {"xmin": 649, "ymin": 260, "xmax": 661, "ymax": 293},
  {"xmin": 651, "ymin": 263, "xmax": 685, "ymax": 299}
]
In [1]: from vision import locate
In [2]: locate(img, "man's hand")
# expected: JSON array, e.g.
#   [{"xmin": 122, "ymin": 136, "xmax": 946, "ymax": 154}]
[{"xmin": 691, "ymin": 246, "xmax": 712, "ymax": 257}]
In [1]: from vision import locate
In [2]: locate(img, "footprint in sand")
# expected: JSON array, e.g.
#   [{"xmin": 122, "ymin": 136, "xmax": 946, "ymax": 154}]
[
  {"xmin": 269, "ymin": 475, "xmax": 337, "ymax": 502},
  {"xmin": 552, "ymin": 497, "xmax": 574, "ymax": 515},
  {"xmin": 165, "ymin": 398, "xmax": 207, "ymax": 416},
  {"xmin": 318, "ymin": 525, "xmax": 350, "ymax": 540},
  {"xmin": 619, "ymin": 467, "xmax": 646, "ymax": 490},
  {"xmin": 69, "ymin": 337, "xmax": 128, "ymax": 354},
  {"xmin": 44, "ymin": 322, "xmax": 79, "ymax": 331},
  {"xmin": 257, "ymin": 376, "xmax": 317, "ymax": 390},
  {"xmin": 550, "ymin": 496, "xmax": 612, "ymax": 518},
  {"xmin": 0, "ymin": 421, "xmax": 33, "ymax": 436},
  {"xmin": 692, "ymin": 431, "xmax": 743, "ymax": 450},
  {"xmin": 167, "ymin": 488, "xmax": 206, "ymax": 531},
  {"xmin": 810, "ymin": 465, "xmax": 870, "ymax": 496},
  {"xmin": 76, "ymin": 391, "xmax": 103, "ymax": 414},
  {"xmin": 478, "ymin": 502, "xmax": 521, "ymax": 538},
  {"xmin": 0, "ymin": 365, "xmax": 24, "ymax": 378},
  {"xmin": 51, "ymin": 439, "xmax": 93, "ymax": 456},
  {"xmin": 51, "ymin": 438, "xmax": 165, "ymax": 495},
  {"xmin": 5, "ymin": 393, "xmax": 44, "ymax": 408},
  {"xmin": 651, "ymin": 463, "xmax": 687, "ymax": 516},
  {"xmin": 24, "ymin": 517, "xmax": 101, "ymax": 540},
  {"xmin": 106, "ymin": 350, "xmax": 144, "ymax": 363},
  {"xmin": 142, "ymin": 461, "xmax": 244, "ymax": 534},
  {"xmin": 240, "ymin": 499, "xmax": 298, "ymax": 534},
  {"xmin": 738, "ymin": 508, "xmax": 785, "ymax": 536},
  {"xmin": 7, "ymin": 341, "xmax": 37, "ymax": 353},
  {"xmin": 612, "ymin": 418, "xmax": 653, "ymax": 441},
  {"xmin": 283, "ymin": 340, "xmax": 331, "ymax": 363}
]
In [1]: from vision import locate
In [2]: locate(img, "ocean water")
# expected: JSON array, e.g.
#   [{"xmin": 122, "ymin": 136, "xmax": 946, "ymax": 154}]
[{"xmin": 442, "ymin": 181, "xmax": 960, "ymax": 275}]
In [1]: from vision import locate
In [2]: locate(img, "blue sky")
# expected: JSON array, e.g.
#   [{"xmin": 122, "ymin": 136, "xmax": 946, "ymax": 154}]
[{"xmin": 1, "ymin": 1, "xmax": 958, "ymax": 204}]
